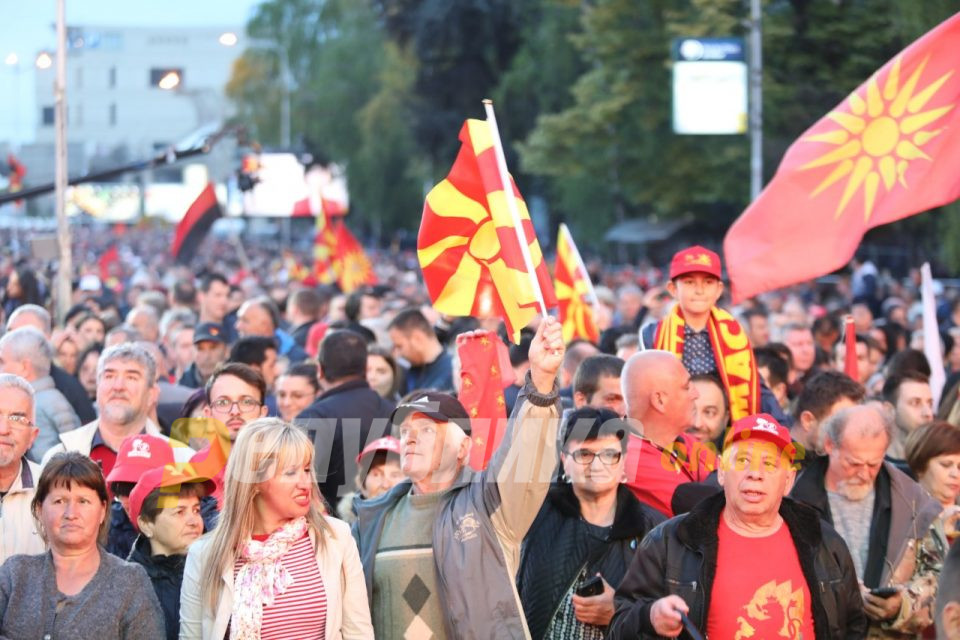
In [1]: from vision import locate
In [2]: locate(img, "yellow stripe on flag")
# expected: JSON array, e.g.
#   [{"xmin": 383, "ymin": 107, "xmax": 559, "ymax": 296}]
[
  {"xmin": 425, "ymin": 180, "xmax": 489, "ymax": 225},
  {"xmin": 418, "ymin": 235, "xmax": 470, "ymax": 268},
  {"xmin": 434, "ymin": 253, "xmax": 483, "ymax": 312}
]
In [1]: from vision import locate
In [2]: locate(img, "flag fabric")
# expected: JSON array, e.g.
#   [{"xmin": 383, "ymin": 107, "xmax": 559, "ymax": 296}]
[
  {"xmin": 922, "ymin": 263, "xmax": 947, "ymax": 406},
  {"xmin": 6, "ymin": 154, "xmax": 25, "ymax": 192},
  {"xmin": 98, "ymin": 244, "xmax": 121, "ymax": 290},
  {"xmin": 418, "ymin": 119, "xmax": 557, "ymax": 343},
  {"xmin": 724, "ymin": 13, "xmax": 960, "ymax": 302},
  {"xmin": 283, "ymin": 250, "xmax": 310, "ymax": 283},
  {"xmin": 333, "ymin": 220, "xmax": 377, "ymax": 293},
  {"xmin": 843, "ymin": 316, "xmax": 858, "ymax": 381},
  {"xmin": 456, "ymin": 330, "xmax": 516, "ymax": 471},
  {"xmin": 554, "ymin": 223, "xmax": 599, "ymax": 343},
  {"xmin": 171, "ymin": 183, "xmax": 222, "ymax": 265},
  {"xmin": 312, "ymin": 211, "xmax": 339, "ymax": 285}
]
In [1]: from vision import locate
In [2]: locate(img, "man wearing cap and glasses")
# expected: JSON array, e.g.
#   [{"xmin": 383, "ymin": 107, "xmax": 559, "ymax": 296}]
[
  {"xmin": 609, "ymin": 413, "xmax": 866, "ymax": 639},
  {"xmin": 355, "ymin": 316, "xmax": 565, "ymax": 640},
  {"xmin": 0, "ymin": 374, "xmax": 45, "ymax": 562}
]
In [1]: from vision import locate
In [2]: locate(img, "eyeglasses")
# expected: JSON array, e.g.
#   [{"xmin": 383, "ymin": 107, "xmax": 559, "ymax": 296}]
[
  {"xmin": 0, "ymin": 413, "xmax": 33, "ymax": 431},
  {"xmin": 567, "ymin": 448, "xmax": 622, "ymax": 465},
  {"xmin": 210, "ymin": 396, "xmax": 262, "ymax": 414}
]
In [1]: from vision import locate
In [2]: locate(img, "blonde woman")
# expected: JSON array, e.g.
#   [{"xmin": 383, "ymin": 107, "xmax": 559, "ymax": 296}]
[{"xmin": 179, "ymin": 417, "xmax": 373, "ymax": 639}]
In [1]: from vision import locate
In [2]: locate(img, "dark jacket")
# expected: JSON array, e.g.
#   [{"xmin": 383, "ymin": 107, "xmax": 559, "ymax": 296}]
[
  {"xmin": 295, "ymin": 378, "xmax": 395, "ymax": 507},
  {"xmin": 127, "ymin": 534, "xmax": 185, "ymax": 640},
  {"xmin": 608, "ymin": 493, "xmax": 868, "ymax": 639},
  {"xmin": 107, "ymin": 497, "xmax": 219, "ymax": 561},
  {"xmin": 52, "ymin": 364, "xmax": 96, "ymax": 424},
  {"xmin": 177, "ymin": 363, "xmax": 204, "ymax": 389},
  {"xmin": 403, "ymin": 350, "xmax": 454, "ymax": 394},
  {"xmin": 791, "ymin": 455, "xmax": 941, "ymax": 589},
  {"xmin": 518, "ymin": 483, "xmax": 665, "ymax": 640}
]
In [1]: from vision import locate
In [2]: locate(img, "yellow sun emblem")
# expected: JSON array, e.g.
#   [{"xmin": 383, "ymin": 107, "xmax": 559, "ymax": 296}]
[{"xmin": 800, "ymin": 55, "xmax": 953, "ymax": 221}]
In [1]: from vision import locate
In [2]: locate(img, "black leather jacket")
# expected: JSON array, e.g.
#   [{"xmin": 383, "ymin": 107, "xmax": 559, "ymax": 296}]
[{"xmin": 608, "ymin": 493, "xmax": 868, "ymax": 639}]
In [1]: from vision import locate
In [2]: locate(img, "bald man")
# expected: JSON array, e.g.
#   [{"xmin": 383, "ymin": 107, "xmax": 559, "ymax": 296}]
[{"xmin": 621, "ymin": 350, "xmax": 717, "ymax": 517}]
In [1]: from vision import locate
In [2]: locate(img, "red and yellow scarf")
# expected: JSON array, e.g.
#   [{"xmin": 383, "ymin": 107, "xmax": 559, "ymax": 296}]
[{"xmin": 653, "ymin": 305, "xmax": 760, "ymax": 421}]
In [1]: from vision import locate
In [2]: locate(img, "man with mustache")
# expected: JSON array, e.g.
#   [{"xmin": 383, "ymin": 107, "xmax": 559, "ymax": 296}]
[
  {"xmin": 42, "ymin": 343, "xmax": 193, "ymax": 476},
  {"xmin": 0, "ymin": 374, "xmax": 46, "ymax": 562},
  {"xmin": 791, "ymin": 402, "xmax": 943, "ymax": 637}
]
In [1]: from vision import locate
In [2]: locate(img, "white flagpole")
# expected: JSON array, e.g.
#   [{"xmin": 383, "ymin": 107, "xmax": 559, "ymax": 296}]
[
  {"xmin": 559, "ymin": 223, "xmax": 598, "ymax": 306},
  {"xmin": 483, "ymin": 99, "xmax": 548, "ymax": 317},
  {"xmin": 921, "ymin": 262, "xmax": 947, "ymax": 406}
]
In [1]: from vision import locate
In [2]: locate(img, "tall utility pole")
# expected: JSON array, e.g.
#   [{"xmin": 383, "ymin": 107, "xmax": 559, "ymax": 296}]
[
  {"xmin": 749, "ymin": 0, "xmax": 763, "ymax": 200},
  {"xmin": 55, "ymin": 0, "xmax": 72, "ymax": 323}
]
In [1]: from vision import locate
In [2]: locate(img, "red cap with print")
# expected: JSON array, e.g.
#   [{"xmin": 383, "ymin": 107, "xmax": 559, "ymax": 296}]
[
  {"xmin": 669, "ymin": 245, "xmax": 722, "ymax": 280},
  {"xmin": 105, "ymin": 434, "xmax": 176, "ymax": 484}
]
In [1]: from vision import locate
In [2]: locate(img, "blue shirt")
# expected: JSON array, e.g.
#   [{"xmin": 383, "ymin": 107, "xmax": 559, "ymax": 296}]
[{"xmin": 681, "ymin": 324, "xmax": 717, "ymax": 375}]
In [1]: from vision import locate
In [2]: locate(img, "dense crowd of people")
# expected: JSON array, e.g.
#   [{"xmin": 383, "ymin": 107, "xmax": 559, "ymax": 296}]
[{"xmin": 2, "ymin": 227, "xmax": 960, "ymax": 638}]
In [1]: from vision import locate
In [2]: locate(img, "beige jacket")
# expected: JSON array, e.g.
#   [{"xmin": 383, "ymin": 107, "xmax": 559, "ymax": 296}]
[
  {"xmin": 179, "ymin": 516, "xmax": 373, "ymax": 640},
  {"xmin": 0, "ymin": 459, "xmax": 45, "ymax": 563}
]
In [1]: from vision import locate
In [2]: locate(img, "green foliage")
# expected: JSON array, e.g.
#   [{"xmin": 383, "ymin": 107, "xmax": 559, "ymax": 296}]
[{"xmin": 225, "ymin": 0, "xmax": 960, "ymax": 264}]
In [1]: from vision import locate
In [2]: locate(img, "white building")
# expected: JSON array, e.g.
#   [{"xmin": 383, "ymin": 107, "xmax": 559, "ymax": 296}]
[{"xmin": 33, "ymin": 24, "xmax": 242, "ymax": 157}]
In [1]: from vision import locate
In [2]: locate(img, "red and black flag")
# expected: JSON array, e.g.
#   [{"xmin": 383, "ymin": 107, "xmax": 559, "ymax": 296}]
[{"xmin": 172, "ymin": 183, "xmax": 222, "ymax": 265}]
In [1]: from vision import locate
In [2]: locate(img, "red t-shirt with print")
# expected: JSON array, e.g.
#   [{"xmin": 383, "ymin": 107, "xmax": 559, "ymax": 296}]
[
  {"xmin": 707, "ymin": 515, "xmax": 815, "ymax": 640},
  {"xmin": 624, "ymin": 432, "xmax": 716, "ymax": 518}
]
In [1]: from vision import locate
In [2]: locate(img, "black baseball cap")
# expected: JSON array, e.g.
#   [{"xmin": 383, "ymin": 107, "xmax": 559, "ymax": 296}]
[
  {"xmin": 390, "ymin": 391, "xmax": 472, "ymax": 435},
  {"xmin": 193, "ymin": 322, "xmax": 227, "ymax": 345}
]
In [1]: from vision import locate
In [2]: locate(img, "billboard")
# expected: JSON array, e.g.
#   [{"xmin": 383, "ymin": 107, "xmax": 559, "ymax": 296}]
[{"xmin": 672, "ymin": 38, "xmax": 748, "ymax": 135}]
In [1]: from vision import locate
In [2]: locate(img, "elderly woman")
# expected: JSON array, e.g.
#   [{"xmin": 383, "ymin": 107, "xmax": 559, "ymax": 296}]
[
  {"xmin": 127, "ymin": 465, "xmax": 215, "ymax": 640},
  {"xmin": 905, "ymin": 421, "xmax": 960, "ymax": 509},
  {"xmin": 180, "ymin": 417, "xmax": 373, "ymax": 639},
  {"xmin": 0, "ymin": 452, "xmax": 163, "ymax": 639},
  {"xmin": 518, "ymin": 407, "xmax": 664, "ymax": 639}
]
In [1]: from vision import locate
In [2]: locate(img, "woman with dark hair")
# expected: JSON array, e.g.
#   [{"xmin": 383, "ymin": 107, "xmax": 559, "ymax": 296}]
[
  {"xmin": 905, "ymin": 421, "xmax": 960, "ymax": 510},
  {"xmin": 127, "ymin": 465, "xmax": 216, "ymax": 640},
  {"xmin": 366, "ymin": 345, "xmax": 401, "ymax": 402},
  {"xmin": 518, "ymin": 407, "xmax": 664, "ymax": 639},
  {"xmin": 2, "ymin": 265, "xmax": 42, "ymax": 316},
  {"xmin": 75, "ymin": 342, "xmax": 103, "ymax": 403},
  {"xmin": 0, "ymin": 451, "xmax": 163, "ymax": 638}
]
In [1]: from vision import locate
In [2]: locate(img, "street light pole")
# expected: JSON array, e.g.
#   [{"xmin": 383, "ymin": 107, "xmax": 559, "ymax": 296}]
[
  {"xmin": 749, "ymin": 0, "xmax": 763, "ymax": 200},
  {"xmin": 54, "ymin": 0, "xmax": 72, "ymax": 324}
]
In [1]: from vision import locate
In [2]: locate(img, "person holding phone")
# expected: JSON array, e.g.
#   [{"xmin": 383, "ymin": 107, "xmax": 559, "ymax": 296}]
[
  {"xmin": 517, "ymin": 407, "xmax": 663, "ymax": 639},
  {"xmin": 609, "ymin": 414, "xmax": 867, "ymax": 639}
]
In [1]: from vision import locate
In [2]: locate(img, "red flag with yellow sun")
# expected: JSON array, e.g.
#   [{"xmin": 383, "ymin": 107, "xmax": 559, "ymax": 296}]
[
  {"xmin": 725, "ymin": 12, "xmax": 960, "ymax": 302},
  {"xmin": 333, "ymin": 220, "xmax": 377, "ymax": 293},
  {"xmin": 554, "ymin": 223, "xmax": 599, "ymax": 343},
  {"xmin": 418, "ymin": 118, "xmax": 556, "ymax": 342}
]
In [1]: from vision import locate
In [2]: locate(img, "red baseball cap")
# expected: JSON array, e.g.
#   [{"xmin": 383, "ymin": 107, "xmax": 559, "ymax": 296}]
[
  {"xmin": 356, "ymin": 436, "xmax": 401, "ymax": 464},
  {"xmin": 105, "ymin": 435, "xmax": 176, "ymax": 485},
  {"xmin": 127, "ymin": 464, "xmax": 216, "ymax": 533},
  {"xmin": 723, "ymin": 413, "xmax": 793, "ymax": 453},
  {"xmin": 669, "ymin": 245, "xmax": 722, "ymax": 280}
]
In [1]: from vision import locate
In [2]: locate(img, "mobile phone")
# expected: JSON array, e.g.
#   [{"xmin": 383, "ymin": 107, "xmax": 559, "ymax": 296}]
[
  {"xmin": 575, "ymin": 575, "xmax": 604, "ymax": 597},
  {"xmin": 869, "ymin": 586, "xmax": 899, "ymax": 598},
  {"xmin": 678, "ymin": 611, "xmax": 705, "ymax": 640}
]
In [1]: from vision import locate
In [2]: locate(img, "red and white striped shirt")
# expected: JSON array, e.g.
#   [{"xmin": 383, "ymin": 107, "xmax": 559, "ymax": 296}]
[{"xmin": 235, "ymin": 533, "xmax": 327, "ymax": 639}]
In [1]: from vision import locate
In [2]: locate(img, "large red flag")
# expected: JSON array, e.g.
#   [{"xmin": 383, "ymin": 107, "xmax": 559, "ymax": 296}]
[
  {"xmin": 725, "ymin": 13, "xmax": 960, "ymax": 302},
  {"xmin": 418, "ymin": 119, "xmax": 557, "ymax": 343},
  {"xmin": 456, "ymin": 330, "xmax": 516, "ymax": 471}
]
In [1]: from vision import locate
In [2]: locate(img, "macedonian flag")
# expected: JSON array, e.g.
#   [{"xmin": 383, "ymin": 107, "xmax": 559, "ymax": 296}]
[
  {"xmin": 312, "ymin": 210, "xmax": 339, "ymax": 285},
  {"xmin": 724, "ymin": 12, "xmax": 960, "ymax": 302},
  {"xmin": 418, "ymin": 119, "xmax": 557, "ymax": 342},
  {"xmin": 555, "ymin": 223, "xmax": 599, "ymax": 343},
  {"xmin": 334, "ymin": 220, "xmax": 377, "ymax": 293}
]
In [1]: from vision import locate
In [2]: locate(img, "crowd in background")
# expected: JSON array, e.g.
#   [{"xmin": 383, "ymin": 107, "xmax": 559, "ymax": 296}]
[{"xmin": 1, "ymin": 227, "xmax": 960, "ymax": 638}]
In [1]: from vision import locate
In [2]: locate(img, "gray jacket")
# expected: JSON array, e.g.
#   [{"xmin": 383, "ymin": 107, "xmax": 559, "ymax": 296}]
[
  {"xmin": 30, "ymin": 375, "xmax": 81, "ymax": 463},
  {"xmin": 354, "ymin": 378, "xmax": 561, "ymax": 639}
]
